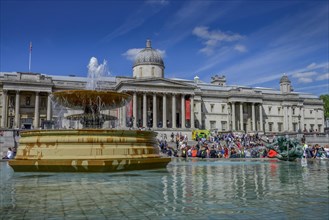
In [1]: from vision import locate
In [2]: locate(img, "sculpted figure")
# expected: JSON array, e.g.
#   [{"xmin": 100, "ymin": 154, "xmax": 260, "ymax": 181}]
[{"xmin": 265, "ymin": 136, "xmax": 303, "ymax": 161}]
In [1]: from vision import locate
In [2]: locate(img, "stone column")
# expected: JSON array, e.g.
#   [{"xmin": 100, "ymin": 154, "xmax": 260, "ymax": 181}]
[
  {"xmin": 314, "ymin": 109, "xmax": 318, "ymax": 131},
  {"xmin": 283, "ymin": 106, "xmax": 287, "ymax": 131},
  {"xmin": 33, "ymin": 92, "xmax": 40, "ymax": 129},
  {"xmin": 288, "ymin": 106, "xmax": 292, "ymax": 131},
  {"xmin": 137, "ymin": 95, "xmax": 142, "ymax": 124},
  {"xmin": 181, "ymin": 94, "xmax": 185, "ymax": 129},
  {"xmin": 300, "ymin": 107, "xmax": 304, "ymax": 131},
  {"xmin": 152, "ymin": 93, "xmax": 157, "ymax": 128},
  {"xmin": 172, "ymin": 94, "xmax": 176, "ymax": 129},
  {"xmin": 231, "ymin": 102, "xmax": 236, "ymax": 131},
  {"xmin": 162, "ymin": 94, "xmax": 167, "ymax": 128},
  {"xmin": 259, "ymin": 104, "xmax": 263, "ymax": 132},
  {"xmin": 252, "ymin": 103, "xmax": 255, "ymax": 131},
  {"xmin": 15, "ymin": 90, "xmax": 20, "ymax": 128},
  {"xmin": 47, "ymin": 93, "xmax": 52, "ymax": 121},
  {"xmin": 143, "ymin": 93, "xmax": 147, "ymax": 128},
  {"xmin": 133, "ymin": 92, "xmax": 137, "ymax": 128},
  {"xmin": 122, "ymin": 104, "xmax": 126, "ymax": 128},
  {"xmin": 1, "ymin": 90, "xmax": 8, "ymax": 128},
  {"xmin": 240, "ymin": 102, "xmax": 243, "ymax": 131},
  {"xmin": 190, "ymin": 96, "xmax": 195, "ymax": 129}
]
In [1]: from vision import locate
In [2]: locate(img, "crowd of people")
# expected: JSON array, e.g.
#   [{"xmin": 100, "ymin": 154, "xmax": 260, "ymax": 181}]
[
  {"xmin": 1, "ymin": 131, "xmax": 328, "ymax": 160},
  {"xmin": 158, "ymin": 132, "xmax": 329, "ymax": 159}
]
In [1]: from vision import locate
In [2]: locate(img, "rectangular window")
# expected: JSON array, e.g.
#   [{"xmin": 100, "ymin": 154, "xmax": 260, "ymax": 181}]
[
  {"xmin": 292, "ymin": 108, "xmax": 295, "ymax": 115},
  {"xmin": 278, "ymin": 107, "xmax": 281, "ymax": 114},
  {"xmin": 221, "ymin": 104, "xmax": 225, "ymax": 113},
  {"xmin": 268, "ymin": 106, "xmax": 272, "ymax": 114},
  {"xmin": 293, "ymin": 123, "xmax": 297, "ymax": 132},
  {"xmin": 210, "ymin": 104, "xmax": 214, "ymax": 113},
  {"xmin": 269, "ymin": 123, "xmax": 273, "ymax": 132},
  {"xmin": 41, "ymin": 98, "xmax": 46, "ymax": 108},
  {"xmin": 221, "ymin": 121, "xmax": 227, "ymax": 131},
  {"xmin": 278, "ymin": 123, "xmax": 282, "ymax": 132},
  {"xmin": 210, "ymin": 121, "xmax": 216, "ymax": 129},
  {"xmin": 310, "ymin": 124, "xmax": 314, "ymax": 131}
]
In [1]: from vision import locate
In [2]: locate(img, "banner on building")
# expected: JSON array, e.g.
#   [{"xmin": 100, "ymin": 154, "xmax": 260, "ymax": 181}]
[
  {"xmin": 185, "ymin": 98, "xmax": 191, "ymax": 120},
  {"xmin": 127, "ymin": 100, "xmax": 133, "ymax": 117}
]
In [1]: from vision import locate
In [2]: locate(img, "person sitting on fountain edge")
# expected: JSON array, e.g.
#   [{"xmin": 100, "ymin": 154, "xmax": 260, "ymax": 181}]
[{"xmin": 2, "ymin": 147, "xmax": 14, "ymax": 159}]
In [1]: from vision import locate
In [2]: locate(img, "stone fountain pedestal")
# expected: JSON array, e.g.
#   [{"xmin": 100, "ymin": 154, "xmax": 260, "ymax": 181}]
[{"xmin": 9, "ymin": 129, "xmax": 171, "ymax": 172}]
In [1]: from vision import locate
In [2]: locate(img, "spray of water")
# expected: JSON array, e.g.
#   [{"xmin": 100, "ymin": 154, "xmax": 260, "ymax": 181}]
[{"xmin": 86, "ymin": 57, "xmax": 109, "ymax": 90}]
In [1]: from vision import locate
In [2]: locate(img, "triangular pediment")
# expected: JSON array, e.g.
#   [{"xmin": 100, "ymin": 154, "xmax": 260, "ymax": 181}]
[{"xmin": 116, "ymin": 77, "xmax": 195, "ymax": 90}]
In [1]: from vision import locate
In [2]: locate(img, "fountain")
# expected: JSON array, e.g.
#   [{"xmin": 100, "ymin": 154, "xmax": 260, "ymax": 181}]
[
  {"xmin": 8, "ymin": 57, "xmax": 171, "ymax": 172},
  {"xmin": 265, "ymin": 136, "xmax": 304, "ymax": 161}
]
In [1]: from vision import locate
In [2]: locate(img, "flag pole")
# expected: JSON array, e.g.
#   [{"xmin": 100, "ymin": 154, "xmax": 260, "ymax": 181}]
[{"xmin": 29, "ymin": 42, "xmax": 32, "ymax": 72}]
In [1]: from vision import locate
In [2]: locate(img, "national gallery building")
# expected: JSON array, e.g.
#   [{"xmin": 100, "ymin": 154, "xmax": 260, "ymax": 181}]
[{"xmin": 0, "ymin": 40, "xmax": 325, "ymax": 134}]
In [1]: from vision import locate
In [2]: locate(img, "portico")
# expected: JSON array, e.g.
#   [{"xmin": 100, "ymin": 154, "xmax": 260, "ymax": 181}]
[{"xmin": 119, "ymin": 86, "xmax": 195, "ymax": 130}]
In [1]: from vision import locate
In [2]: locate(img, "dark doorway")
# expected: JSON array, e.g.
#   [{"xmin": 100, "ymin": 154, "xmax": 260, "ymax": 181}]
[{"xmin": 176, "ymin": 113, "xmax": 180, "ymax": 128}]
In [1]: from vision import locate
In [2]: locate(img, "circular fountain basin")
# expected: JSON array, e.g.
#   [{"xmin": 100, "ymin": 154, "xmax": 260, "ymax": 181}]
[
  {"xmin": 9, "ymin": 129, "xmax": 171, "ymax": 172},
  {"xmin": 52, "ymin": 90, "xmax": 131, "ymax": 109}
]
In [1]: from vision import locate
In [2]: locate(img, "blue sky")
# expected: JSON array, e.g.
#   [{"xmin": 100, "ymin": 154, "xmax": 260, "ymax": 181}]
[{"xmin": 1, "ymin": 0, "xmax": 328, "ymax": 95}]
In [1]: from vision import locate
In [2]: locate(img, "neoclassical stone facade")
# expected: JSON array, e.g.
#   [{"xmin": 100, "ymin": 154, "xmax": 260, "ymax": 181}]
[{"xmin": 0, "ymin": 40, "xmax": 325, "ymax": 133}]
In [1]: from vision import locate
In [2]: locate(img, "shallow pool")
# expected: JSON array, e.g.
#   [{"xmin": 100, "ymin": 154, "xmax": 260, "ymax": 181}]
[{"xmin": 1, "ymin": 158, "xmax": 328, "ymax": 219}]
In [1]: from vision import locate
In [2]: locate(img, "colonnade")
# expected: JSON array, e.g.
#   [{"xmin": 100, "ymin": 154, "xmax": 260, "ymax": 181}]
[
  {"xmin": 1, "ymin": 90, "xmax": 52, "ymax": 129},
  {"xmin": 121, "ymin": 91, "xmax": 195, "ymax": 129},
  {"xmin": 230, "ymin": 102, "xmax": 263, "ymax": 132}
]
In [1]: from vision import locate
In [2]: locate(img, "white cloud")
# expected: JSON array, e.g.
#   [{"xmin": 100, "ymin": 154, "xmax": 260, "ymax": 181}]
[
  {"xmin": 102, "ymin": 2, "xmax": 167, "ymax": 42},
  {"xmin": 122, "ymin": 48, "xmax": 166, "ymax": 61},
  {"xmin": 316, "ymin": 73, "xmax": 329, "ymax": 81},
  {"xmin": 192, "ymin": 26, "xmax": 243, "ymax": 55},
  {"xmin": 294, "ymin": 83, "xmax": 329, "ymax": 92},
  {"xmin": 297, "ymin": 77, "xmax": 313, "ymax": 83},
  {"xmin": 234, "ymin": 44, "xmax": 247, "ymax": 53},
  {"xmin": 122, "ymin": 48, "xmax": 143, "ymax": 61},
  {"xmin": 292, "ymin": 71, "xmax": 317, "ymax": 83},
  {"xmin": 292, "ymin": 71, "xmax": 317, "ymax": 78},
  {"xmin": 145, "ymin": 0, "xmax": 169, "ymax": 6},
  {"xmin": 156, "ymin": 49, "xmax": 166, "ymax": 58},
  {"xmin": 307, "ymin": 62, "xmax": 317, "ymax": 69}
]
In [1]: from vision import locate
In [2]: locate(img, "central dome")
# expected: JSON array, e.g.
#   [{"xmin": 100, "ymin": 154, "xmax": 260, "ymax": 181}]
[
  {"xmin": 133, "ymin": 40, "xmax": 164, "ymax": 68},
  {"xmin": 132, "ymin": 40, "xmax": 165, "ymax": 79}
]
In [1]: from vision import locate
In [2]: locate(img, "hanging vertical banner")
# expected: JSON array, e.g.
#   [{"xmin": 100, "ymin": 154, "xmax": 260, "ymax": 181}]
[
  {"xmin": 185, "ymin": 98, "xmax": 191, "ymax": 120},
  {"xmin": 127, "ymin": 100, "xmax": 133, "ymax": 117}
]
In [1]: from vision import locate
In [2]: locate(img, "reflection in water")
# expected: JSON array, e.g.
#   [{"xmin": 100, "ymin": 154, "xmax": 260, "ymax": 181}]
[
  {"xmin": 1, "ymin": 159, "xmax": 328, "ymax": 219},
  {"xmin": 18, "ymin": 175, "xmax": 54, "ymax": 179}
]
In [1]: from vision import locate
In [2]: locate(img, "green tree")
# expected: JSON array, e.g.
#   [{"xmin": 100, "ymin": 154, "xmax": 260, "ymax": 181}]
[{"xmin": 319, "ymin": 94, "xmax": 329, "ymax": 119}]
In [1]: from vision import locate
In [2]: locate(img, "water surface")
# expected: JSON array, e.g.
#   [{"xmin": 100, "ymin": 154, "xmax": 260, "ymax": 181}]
[{"xmin": 1, "ymin": 158, "xmax": 328, "ymax": 219}]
